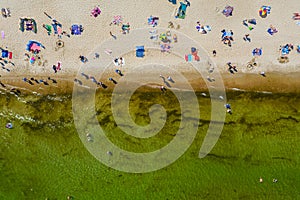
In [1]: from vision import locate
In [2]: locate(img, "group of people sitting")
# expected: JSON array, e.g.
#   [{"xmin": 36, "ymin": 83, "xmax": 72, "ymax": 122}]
[
  {"xmin": 267, "ymin": 25, "xmax": 278, "ymax": 35},
  {"xmin": 221, "ymin": 29, "xmax": 234, "ymax": 47},
  {"xmin": 195, "ymin": 21, "xmax": 211, "ymax": 34}
]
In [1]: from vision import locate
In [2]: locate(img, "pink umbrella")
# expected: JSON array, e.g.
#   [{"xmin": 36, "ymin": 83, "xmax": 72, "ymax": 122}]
[
  {"xmin": 112, "ymin": 15, "xmax": 122, "ymax": 25},
  {"xmin": 91, "ymin": 7, "xmax": 101, "ymax": 17}
]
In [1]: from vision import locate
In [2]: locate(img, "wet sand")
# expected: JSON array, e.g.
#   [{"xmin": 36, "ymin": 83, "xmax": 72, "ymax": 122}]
[{"xmin": 1, "ymin": 71, "xmax": 300, "ymax": 96}]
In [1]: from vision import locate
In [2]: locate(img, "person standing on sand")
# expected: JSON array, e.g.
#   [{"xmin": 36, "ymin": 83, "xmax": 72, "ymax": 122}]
[
  {"xmin": 52, "ymin": 65, "xmax": 57, "ymax": 73},
  {"xmin": 213, "ymin": 50, "xmax": 216, "ymax": 56}
]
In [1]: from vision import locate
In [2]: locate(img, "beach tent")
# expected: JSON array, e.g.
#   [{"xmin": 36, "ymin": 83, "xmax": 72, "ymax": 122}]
[
  {"xmin": 136, "ymin": 46, "xmax": 145, "ymax": 58},
  {"xmin": 259, "ymin": 6, "xmax": 271, "ymax": 18},
  {"xmin": 71, "ymin": 24, "xmax": 83, "ymax": 35},
  {"xmin": 222, "ymin": 6, "xmax": 233, "ymax": 17},
  {"xmin": 19, "ymin": 18, "xmax": 37, "ymax": 33},
  {"xmin": 26, "ymin": 40, "xmax": 45, "ymax": 53}
]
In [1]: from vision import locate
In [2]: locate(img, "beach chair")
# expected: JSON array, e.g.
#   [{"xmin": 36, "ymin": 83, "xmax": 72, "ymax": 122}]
[{"xmin": 136, "ymin": 46, "xmax": 145, "ymax": 58}]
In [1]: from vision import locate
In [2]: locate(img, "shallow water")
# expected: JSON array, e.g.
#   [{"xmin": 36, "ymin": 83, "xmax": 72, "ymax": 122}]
[{"xmin": 0, "ymin": 90, "xmax": 299, "ymax": 199}]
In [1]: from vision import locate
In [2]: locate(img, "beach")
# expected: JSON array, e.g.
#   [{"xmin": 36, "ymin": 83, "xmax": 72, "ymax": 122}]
[{"xmin": 0, "ymin": 0, "xmax": 300, "ymax": 94}]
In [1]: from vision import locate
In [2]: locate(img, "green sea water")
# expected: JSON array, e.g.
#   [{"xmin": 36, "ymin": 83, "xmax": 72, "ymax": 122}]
[{"xmin": 0, "ymin": 90, "xmax": 299, "ymax": 199}]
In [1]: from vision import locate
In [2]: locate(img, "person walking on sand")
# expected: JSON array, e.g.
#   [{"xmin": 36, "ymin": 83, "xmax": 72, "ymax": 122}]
[
  {"xmin": 79, "ymin": 55, "xmax": 88, "ymax": 63},
  {"xmin": 167, "ymin": 76, "xmax": 174, "ymax": 83},
  {"xmin": 160, "ymin": 74, "xmax": 166, "ymax": 82},
  {"xmin": 110, "ymin": 31, "xmax": 117, "ymax": 39},
  {"xmin": 243, "ymin": 34, "xmax": 251, "ymax": 42},
  {"xmin": 160, "ymin": 86, "xmax": 167, "ymax": 93},
  {"xmin": 260, "ymin": 71, "xmax": 266, "ymax": 77}
]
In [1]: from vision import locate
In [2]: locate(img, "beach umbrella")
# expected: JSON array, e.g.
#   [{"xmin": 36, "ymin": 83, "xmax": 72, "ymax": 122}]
[
  {"xmin": 259, "ymin": 8, "xmax": 266, "ymax": 18},
  {"xmin": 112, "ymin": 15, "xmax": 122, "ymax": 25},
  {"xmin": 259, "ymin": 6, "xmax": 271, "ymax": 18},
  {"xmin": 91, "ymin": 7, "xmax": 101, "ymax": 17}
]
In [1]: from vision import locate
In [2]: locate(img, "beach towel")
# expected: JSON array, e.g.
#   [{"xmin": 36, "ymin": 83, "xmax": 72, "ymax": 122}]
[
  {"xmin": 194, "ymin": 55, "xmax": 200, "ymax": 61},
  {"xmin": 176, "ymin": 2, "xmax": 187, "ymax": 19},
  {"xmin": 180, "ymin": 2, "xmax": 187, "ymax": 11},
  {"xmin": 43, "ymin": 24, "xmax": 52, "ymax": 35},
  {"xmin": 30, "ymin": 57, "xmax": 35, "ymax": 64},
  {"xmin": 185, "ymin": 54, "xmax": 192, "ymax": 62},
  {"xmin": 136, "ymin": 46, "xmax": 145, "ymax": 58}
]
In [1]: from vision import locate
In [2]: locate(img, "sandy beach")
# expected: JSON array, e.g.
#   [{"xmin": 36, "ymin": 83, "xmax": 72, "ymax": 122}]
[{"xmin": 0, "ymin": 0, "xmax": 300, "ymax": 94}]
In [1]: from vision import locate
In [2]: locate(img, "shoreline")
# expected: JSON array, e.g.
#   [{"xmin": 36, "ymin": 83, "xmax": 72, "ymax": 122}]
[{"xmin": 1, "ymin": 71, "xmax": 300, "ymax": 96}]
